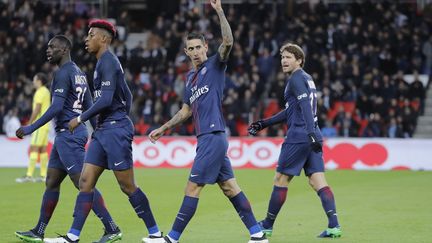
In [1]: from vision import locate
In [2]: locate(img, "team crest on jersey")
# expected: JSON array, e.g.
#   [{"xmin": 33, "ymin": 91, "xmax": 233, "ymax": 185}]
[{"xmin": 201, "ymin": 67, "xmax": 207, "ymax": 75}]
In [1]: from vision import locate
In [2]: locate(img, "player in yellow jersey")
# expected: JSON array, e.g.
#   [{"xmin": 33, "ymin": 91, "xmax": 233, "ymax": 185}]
[{"xmin": 16, "ymin": 73, "xmax": 51, "ymax": 183}]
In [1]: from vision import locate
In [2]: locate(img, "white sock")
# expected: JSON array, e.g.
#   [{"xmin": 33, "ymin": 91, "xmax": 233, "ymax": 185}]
[
  {"xmin": 251, "ymin": 231, "xmax": 264, "ymax": 238},
  {"xmin": 66, "ymin": 233, "xmax": 79, "ymax": 241},
  {"xmin": 149, "ymin": 231, "xmax": 162, "ymax": 237}
]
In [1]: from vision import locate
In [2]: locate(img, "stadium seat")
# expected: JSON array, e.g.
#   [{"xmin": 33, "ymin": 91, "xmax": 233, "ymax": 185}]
[
  {"xmin": 264, "ymin": 99, "xmax": 280, "ymax": 118},
  {"xmin": 236, "ymin": 121, "xmax": 250, "ymax": 137},
  {"xmin": 135, "ymin": 119, "xmax": 150, "ymax": 135}
]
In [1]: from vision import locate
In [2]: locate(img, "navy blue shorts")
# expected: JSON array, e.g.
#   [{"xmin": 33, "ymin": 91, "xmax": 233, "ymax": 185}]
[
  {"xmin": 48, "ymin": 129, "xmax": 88, "ymax": 175},
  {"xmin": 277, "ymin": 142, "xmax": 325, "ymax": 176},
  {"xmin": 85, "ymin": 122, "xmax": 134, "ymax": 171},
  {"xmin": 190, "ymin": 132, "xmax": 234, "ymax": 184}
]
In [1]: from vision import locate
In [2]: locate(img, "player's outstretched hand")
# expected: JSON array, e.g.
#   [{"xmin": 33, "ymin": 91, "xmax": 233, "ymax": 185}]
[
  {"xmin": 210, "ymin": 0, "xmax": 222, "ymax": 11},
  {"xmin": 68, "ymin": 117, "xmax": 80, "ymax": 133},
  {"xmin": 308, "ymin": 132, "xmax": 322, "ymax": 153},
  {"xmin": 16, "ymin": 127, "xmax": 25, "ymax": 139},
  {"xmin": 148, "ymin": 127, "xmax": 165, "ymax": 144},
  {"xmin": 248, "ymin": 120, "xmax": 264, "ymax": 136}
]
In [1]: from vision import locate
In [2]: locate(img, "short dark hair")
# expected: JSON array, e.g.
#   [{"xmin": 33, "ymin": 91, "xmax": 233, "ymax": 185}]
[
  {"xmin": 185, "ymin": 32, "xmax": 206, "ymax": 44},
  {"xmin": 280, "ymin": 43, "xmax": 305, "ymax": 67},
  {"xmin": 89, "ymin": 19, "xmax": 117, "ymax": 37},
  {"xmin": 35, "ymin": 72, "xmax": 48, "ymax": 86},
  {"xmin": 52, "ymin": 35, "xmax": 72, "ymax": 50}
]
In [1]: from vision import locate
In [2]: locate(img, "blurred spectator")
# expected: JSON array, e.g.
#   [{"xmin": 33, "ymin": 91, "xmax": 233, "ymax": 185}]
[
  {"xmin": 321, "ymin": 120, "xmax": 337, "ymax": 138},
  {"xmin": 362, "ymin": 113, "xmax": 384, "ymax": 137},
  {"xmin": 338, "ymin": 112, "xmax": 359, "ymax": 137},
  {"xmin": 422, "ymin": 36, "xmax": 432, "ymax": 75},
  {"xmin": 387, "ymin": 117, "xmax": 404, "ymax": 138},
  {"xmin": 0, "ymin": 0, "xmax": 430, "ymax": 139},
  {"xmin": 3, "ymin": 108, "xmax": 21, "ymax": 137}
]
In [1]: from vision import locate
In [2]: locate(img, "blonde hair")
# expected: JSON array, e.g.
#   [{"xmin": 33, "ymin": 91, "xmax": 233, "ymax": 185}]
[{"xmin": 280, "ymin": 43, "xmax": 305, "ymax": 67}]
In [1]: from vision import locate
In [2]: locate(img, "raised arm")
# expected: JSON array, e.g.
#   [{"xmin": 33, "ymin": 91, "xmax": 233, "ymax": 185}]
[
  {"xmin": 148, "ymin": 104, "xmax": 192, "ymax": 143},
  {"xmin": 211, "ymin": 0, "xmax": 233, "ymax": 61}
]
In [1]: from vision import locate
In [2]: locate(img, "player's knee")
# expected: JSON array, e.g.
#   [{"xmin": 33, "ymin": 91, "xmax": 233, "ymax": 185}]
[
  {"xmin": 184, "ymin": 182, "xmax": 203, "ymax": 197},
  {"xmin": 220, "ymin": 183, "xmax": 239, "ymax": 198},
  {"xmin": 78, "ymin": 176, "xmax": 92, "ymax": 192},
  {"xmin": 222, "ymin": 187, "xmax": 237, "ymax": 197},
  {"xmin": 118, "ymin": 181, "xmax": 136, "ymax": 196},
  {"xmin": 308, "ymin": 179, "xmax": 315, "ymax": 188},
  {"xmin": 45, "ymin": 178, "xmax": 60, "ymax": 191},
  {"xmin": 308, "ymin": 179, "xmax": 321, "ymax": 191},
  {"xmin": 69, "ymin": 174, "xmax": 80, "ymax": 189},
  {"xmin": 273, "ymin": 173, "xmax": 289, "ymax": 187}
]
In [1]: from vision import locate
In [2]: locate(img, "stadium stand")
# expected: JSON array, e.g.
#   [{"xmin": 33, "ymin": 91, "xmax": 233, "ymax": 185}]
[{"xmin": 0, "ymin": 0, "xmax": 430, "ymax": 138}]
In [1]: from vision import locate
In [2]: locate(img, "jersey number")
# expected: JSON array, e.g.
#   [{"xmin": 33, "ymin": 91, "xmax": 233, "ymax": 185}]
[
  {"xmin": 73, "ymin": 86, "xmax": 87, "ymax": 110},
  {"xmin": 309, "ymin": 92, "xmax": 317, "ymax": 117}
]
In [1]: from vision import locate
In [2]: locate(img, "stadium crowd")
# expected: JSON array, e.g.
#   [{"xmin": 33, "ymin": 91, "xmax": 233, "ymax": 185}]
[{"xmin": 0, "ymin": 0, "xmax": 430, "ymax": 138}]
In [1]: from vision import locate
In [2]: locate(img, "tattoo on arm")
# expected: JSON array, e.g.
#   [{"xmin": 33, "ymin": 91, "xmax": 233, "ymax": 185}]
[
  {"xmin": 217, "ymin": 10, "xmax": 233, "ymax": 61},
  {"xmin": 163, "ymin": 106, "xmax": 192, "ymax": 130}
]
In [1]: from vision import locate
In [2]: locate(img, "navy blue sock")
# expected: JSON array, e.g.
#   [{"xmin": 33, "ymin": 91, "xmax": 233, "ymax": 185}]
[
  {"xmin": 33, "ymin": 190, "xmax": 59, "ymax": 235},
  {"xmin": 317, "ymin": 186, "xmax": 339, "ymax": 228},
  {"xmin": 229, "ymin": 191, "xmax": 260, "ymax": 235},
  {"xmin": 168, "ymin": 196, "xmax": 199, "ymax": 241},
  {"xmin": 262, "ymin": 186, "xmax": 288, "ymax": 229},
  {"xmin": 69, "ymin": 191, "xmax": 94, "ymax": 236},
  {"xmin": 129, "ymin": 188, "xmax": 159, "ymax": 234},
  {"xmin": 92, "ymin": 189, "xmax": 118, "ymax": 233}
]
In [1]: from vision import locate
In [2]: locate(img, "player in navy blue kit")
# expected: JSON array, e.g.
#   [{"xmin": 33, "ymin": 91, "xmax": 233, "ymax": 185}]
[
  {"xmin": 149, "ymin": 1, "xmax": 267, "ymax": 243},
  {"xmin": 248, "ymin": 43, "xmax": 342, "ymax": 238},
  {"xmin": 14, "ymin": 35, "xmax": 121, "ymax": 243},
  {"xmin": 44, "ymin": 21, "xmax": 162, "ymax": 243}
]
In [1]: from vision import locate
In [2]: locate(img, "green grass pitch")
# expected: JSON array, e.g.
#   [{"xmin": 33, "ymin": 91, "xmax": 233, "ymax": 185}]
[{"xmin": 1, "ymin": 168, "xmax": 431, "ymax": 243}]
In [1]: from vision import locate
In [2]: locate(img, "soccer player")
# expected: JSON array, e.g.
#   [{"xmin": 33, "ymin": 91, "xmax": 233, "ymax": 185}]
[
  {"xmin": 248, "ymin": 43, "xmax": 342, "ymax": 238},
  {"xmin": 44, "ymin": 20, "xmax": 162, "ymax": 243},
  {"xmin": 14, "ymin": 35, "xmax": 121, "ymax": 243},
  {"xmin": 148, "ymin": 1, "xmax": 267, "ymax": 243},
  {"xmin": 16, "ymin": 73, "xmax": 50, "ymax": 183}
]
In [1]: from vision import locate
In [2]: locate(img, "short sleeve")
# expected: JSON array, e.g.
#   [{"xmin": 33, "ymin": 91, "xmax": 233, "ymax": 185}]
[
  {"xmin": 51, "ymin": 70, "xmax": 71, "ymax": 99},
  {"xmin": 182, "ymin": 72, "xmax": 194, "ymax": 106},
  {"xmin": 183, "ymin": 86, "xmax": 191, "ymax": 106}
]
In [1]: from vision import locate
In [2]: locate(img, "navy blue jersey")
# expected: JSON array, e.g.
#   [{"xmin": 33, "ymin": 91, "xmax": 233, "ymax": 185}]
[
  {"xmin": 51, "ymin": 61, "xmax": 91, "ymax": 131},
  {"xmin": 183, "ymin": 54, "xmax": 226, "ymax": 136},
  {"xmin": 284, "ymin": 69, "xmax": 323, "ymax": 143},
  {"xmin": 92, "ymin": 51, "xmax": 131, "ymax": 127}
]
